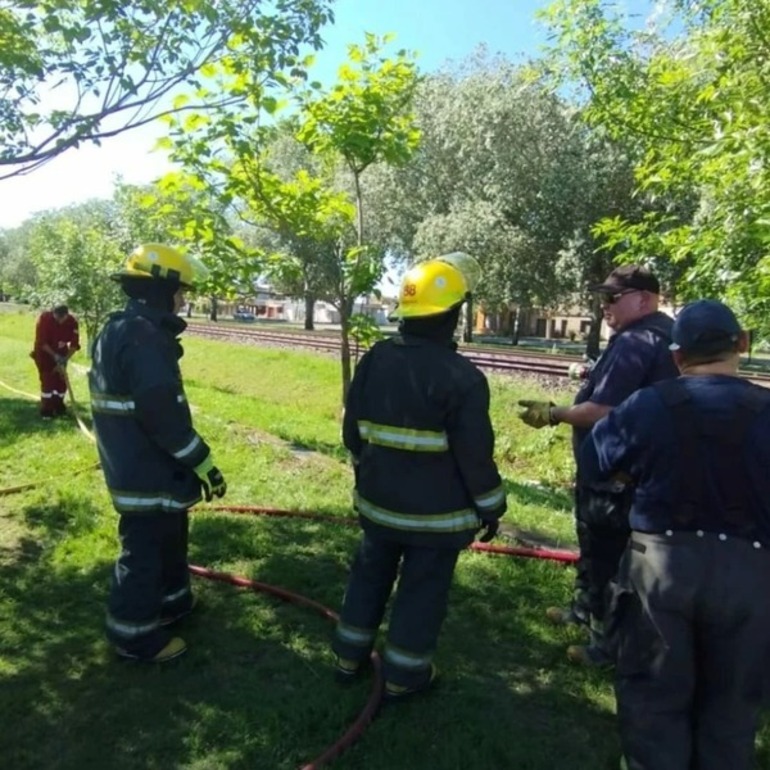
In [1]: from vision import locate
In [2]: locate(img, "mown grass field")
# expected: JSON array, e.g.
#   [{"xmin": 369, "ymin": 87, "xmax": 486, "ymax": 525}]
[{"xmin": 1, "ymin": 307, "xmax": 768, "ymax": 770}]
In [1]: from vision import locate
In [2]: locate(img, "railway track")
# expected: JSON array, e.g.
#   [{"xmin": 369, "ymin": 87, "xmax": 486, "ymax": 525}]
[
  {"xmin": 186, "ymin": 321, "xmax": 770, "ymax": 385},
  {"xmin": 187, "ymin": 323, "xmax": 582, "ymax": 379}
]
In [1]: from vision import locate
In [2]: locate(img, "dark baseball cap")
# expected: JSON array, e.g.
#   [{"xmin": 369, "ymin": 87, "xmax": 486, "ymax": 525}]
[
  {"xmin": 669, "ymin": 299, "xmax": 742, "ymax": 353},
  {"xmin": 589, "ymin": 265, "xmax": 660, "ymax": 295}
]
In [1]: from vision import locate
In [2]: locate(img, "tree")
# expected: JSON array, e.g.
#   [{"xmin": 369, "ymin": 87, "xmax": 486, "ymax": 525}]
[
  {"xmin": 295, "ymin": 33, "xmax": 420, "ymax": 396},
  {"xmin": 0, "ymin": 0, "xmax": 333, "ymax": 178},
  {"xmin": 248, "ymin": 124, "xmax": 344, "ymax": 331},
  {"xmin": 540, "ymin": 0, "xmax": 770, "ymax": 334},
  {"xmin": 165, "ymin": 34, "xmax": 420, "ymax": 401},
  {"xmin": 22, "ymin": 201, "xmax": 126, "ymax": 346},
  {"xmin": 121, "ymin": 175, "xmax": 256, "ymax": 321},
  {"xmin": 363, "ymin": 49, "xmax": 613, "ymax": 339},
  {"xmin": 0, "ymin": 222, "xmax": 38, "ymax": 299}
]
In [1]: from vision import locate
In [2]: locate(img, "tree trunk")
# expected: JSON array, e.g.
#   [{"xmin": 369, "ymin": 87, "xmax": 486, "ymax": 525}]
[
  {"xmin": 463, "ymin": 295, "xmax": 473, "ymax": 343},
  {"xmin": 586, "ymin": 300, "xmax": 603, "ymax": 360},
  {"xmin": 339, "ymin": 302, "xmax": 352, "ymax": 404},
  {"xmin": 304, "ymin": 294, "xmax": 315, "ymax": 331},
  {"xmin": 186, "ymin": 303, "xmax": 193, "ymax": 318},
  {"xmin": 511, "ymin": 306, "xmax": 520, "ymax": 346},
  {"xmin": 209, "ymin": 296, "xmax": 218, "ymax": 322}
]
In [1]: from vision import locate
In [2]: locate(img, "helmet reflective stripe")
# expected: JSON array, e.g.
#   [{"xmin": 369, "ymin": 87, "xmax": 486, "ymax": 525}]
[
  {"xmin": 106, "ymin": 613, "xmax": 160, "ymax": 639},
  {"xmin": 474, "ymin": 485, "xmax": 505, "ymax": 510},
  {"xmin": 357, "ymin": 420, "xmax": 449, "ymax": 452},
  {"xmin": 112, "ymin": 243, "xmax": 209, "ymax": 288},
  {"xmin": 110, "ymin": 491, "xmax": 199, "ymax": 512},
  {"xmin": 384, "ymin": 644, "xmax": 432, "ymax": 670},
  {"xmin": 356, "ymin": 494, "xmax": 479, "ymax": 533},
  {"xmin": 172, "ymin": 434, "xmax": 203, "ymax": 460},
  {"xmin": 335, "ymin": 622, "xmax": 376, "ymax": 646}
]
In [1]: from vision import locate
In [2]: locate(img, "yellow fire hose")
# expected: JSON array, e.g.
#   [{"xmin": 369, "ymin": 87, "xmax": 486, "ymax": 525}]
[{"xmin": 62, "ymin": 366, "xmax": 96, "ymax": 443}]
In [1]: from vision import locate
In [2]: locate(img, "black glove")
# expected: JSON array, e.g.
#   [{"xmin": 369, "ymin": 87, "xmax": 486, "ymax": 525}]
[
  {"xmin": 194, "ymin": 456, "xmax": 227, "ymax": 501},
  {"xmin": 477, "ymin": 517, "xmax": 499, "ymax": 543}
]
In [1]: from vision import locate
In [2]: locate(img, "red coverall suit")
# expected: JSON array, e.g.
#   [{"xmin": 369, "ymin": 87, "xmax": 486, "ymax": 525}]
[{"xmin": 31, "ymin": 311, "xmax": 80, "ymax": 417}]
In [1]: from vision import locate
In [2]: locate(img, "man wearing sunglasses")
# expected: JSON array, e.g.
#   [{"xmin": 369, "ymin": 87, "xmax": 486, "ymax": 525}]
[{"xmin": 518, "ymin": 265, "xmax": 678, "ymax": 666}]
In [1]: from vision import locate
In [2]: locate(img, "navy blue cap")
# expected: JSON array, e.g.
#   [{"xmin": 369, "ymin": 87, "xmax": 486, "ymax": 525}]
[{"xmin": 670, "ymin": 299, "xmax": 742, "ymax": 353}]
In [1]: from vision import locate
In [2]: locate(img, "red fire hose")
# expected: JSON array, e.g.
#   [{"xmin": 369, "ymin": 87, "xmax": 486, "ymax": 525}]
[
  {"xmin": 199, "ymin": 505, "xmax": 580, "ymax": 564},
  {"xmin": 187, "ymin": 506, "xmax": 577, "ymax": 768},
  {"xmin": 188, "ymin": 565, "xmax": 384, "ymax": 770},
  {"xmin": 0, "ymin": 377, "xmax": 579, "ymax": 766}
]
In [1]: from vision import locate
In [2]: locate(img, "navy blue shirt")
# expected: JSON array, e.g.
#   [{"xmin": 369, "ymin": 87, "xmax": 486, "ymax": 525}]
[
  {"xmin": 572, "ymin": 311, "xmax": 677, "ymax": 460},
  {"xmin": 580, "ymin": 374, "xmax": 770, "ymax": 544}
]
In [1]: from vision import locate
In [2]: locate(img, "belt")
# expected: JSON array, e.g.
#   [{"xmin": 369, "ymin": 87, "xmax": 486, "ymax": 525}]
[{"xmin": 632, "ymin": 529, "xmax": 767, "ymax": 550}]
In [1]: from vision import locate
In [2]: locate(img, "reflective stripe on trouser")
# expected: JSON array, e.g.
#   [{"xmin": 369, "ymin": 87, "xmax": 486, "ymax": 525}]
[
  {"xmin": 615, "ymin": 532, "xmax": 770, "ymax": 770},
  {"xmin": 106, "ymin": 509, "xmax": 191, "ymax": 658},
  {"xmin": 332, "ymin": 531, "xmax": 460, "ymax": 687},
  {"xmin": 384, "ymin": 544, "xmax": 459, "ymax": 688},
  {"xmin": 332, "ymin": 533, "xmax": 401, "ymax": 664},
  {"xmin": 38, "ymin": 364, "xmax": 67, "ymax": 415}
]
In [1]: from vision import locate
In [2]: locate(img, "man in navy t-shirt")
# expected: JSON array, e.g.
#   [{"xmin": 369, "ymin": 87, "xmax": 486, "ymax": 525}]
[
  {"xmin": 518, "ymin": 266, "xmax": 678, "ymax": 665},
  {"xmin": 580, "ymin": 299, "xmax": 770, "ymax": 770}
]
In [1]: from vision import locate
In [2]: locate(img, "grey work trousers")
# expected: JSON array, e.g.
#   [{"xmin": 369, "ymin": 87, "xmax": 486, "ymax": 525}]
[{"xmin": 614, "ymin": 531, "xmax": 770, "ymax": 770}]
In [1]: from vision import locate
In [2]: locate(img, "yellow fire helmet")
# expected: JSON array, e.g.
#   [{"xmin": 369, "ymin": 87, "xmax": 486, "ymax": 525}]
[
  {"xmin": 111, "ymin": 243, "xmax": 209, "ymax": 289},
  {"xmin": 391, "ymin": 252, "xmax": 481, "ymax": 319}
]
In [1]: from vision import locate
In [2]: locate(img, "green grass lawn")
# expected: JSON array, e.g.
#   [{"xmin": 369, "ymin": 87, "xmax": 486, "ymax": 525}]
[{"xmin": 1, "ymin": 308, "xmax": 768, "ymax": 770}]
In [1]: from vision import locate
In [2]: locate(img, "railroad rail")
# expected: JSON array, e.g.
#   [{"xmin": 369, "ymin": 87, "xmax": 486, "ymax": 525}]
[
  {"xmin": 187, "ymin": 322, "xmax": 574, "ymax": 378},
  {"xmin": 186, "ymin": 321, "xmax": 770, "ymax": 385}
]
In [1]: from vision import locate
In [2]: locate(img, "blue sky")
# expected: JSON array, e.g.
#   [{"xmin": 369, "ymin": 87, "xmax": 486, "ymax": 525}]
[
  {"xmin": 0, "ymin": 0, "xmax": 648, "ymax": 229},
  {"xmin": 313, "ymin": 0, "xmax": 550, "ymax": 75}
]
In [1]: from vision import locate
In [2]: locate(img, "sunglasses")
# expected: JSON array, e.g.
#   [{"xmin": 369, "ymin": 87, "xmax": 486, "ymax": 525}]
[{"xmin": 599, "ymin": 289, "xmax": 640, "ymax": 305}]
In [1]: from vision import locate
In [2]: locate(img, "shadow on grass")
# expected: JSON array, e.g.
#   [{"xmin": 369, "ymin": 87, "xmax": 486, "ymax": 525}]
[
  {"xmin": 190, "ymin": 511, "xmax": 622, "ymax": 769},
  {"xmin": 0, "ymin": 505, "xmax": 372, "ymax": 770},
  {"xmin": 22, "ymin": 497, "xmax": 104, "ymax": 539},
  {"xmin": 274, "ymin": 430, "xmax": 349, "ymax": 462},
  {"xmin": 505, "ymin": 478, "xmax": 574, "ymax": 510},
  {"xmin": 497, "ymin": 478, "xmax": 575, "ymax": 549},
  {"xmin": 6, "ymin": 501, "xmax": 765, "ymax": 770},
  {"xmin": 0, "ymin": 396, "xmax": 54, "ymax": 436},
  {"xmin": 0, "ymin": 397, "xmax": 94, "ymax": 445}
]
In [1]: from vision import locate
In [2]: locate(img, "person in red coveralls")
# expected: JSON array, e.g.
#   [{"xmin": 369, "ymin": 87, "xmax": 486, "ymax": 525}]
[{"xmin": 31, "ymin": 304, "xmax": 80, "ymax": 418}]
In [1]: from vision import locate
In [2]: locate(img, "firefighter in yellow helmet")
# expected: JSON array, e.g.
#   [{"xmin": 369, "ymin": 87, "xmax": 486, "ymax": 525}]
[
  {"xmin": 90, "ymin": 244, "xmax": 227, "ymax": 663},
  {"xmin": 333, "ymin": 253, "xmax": 506, "ymax": 700}
]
